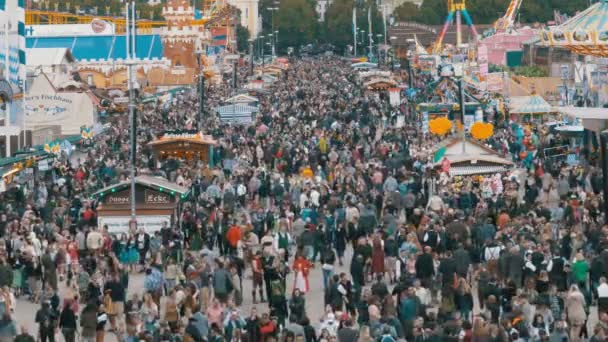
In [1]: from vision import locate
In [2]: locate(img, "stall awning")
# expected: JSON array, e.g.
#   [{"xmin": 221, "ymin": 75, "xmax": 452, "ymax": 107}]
[
  {"xmin": 215, "ymin": 104, "xmax": 259, "ymax": 124},
  {"xmin": 224, "ymin": 94, "xmax": 259, "ymax": 104},
  {"xmin": 509, "ymin": 95, "xmax": 553, "ymax": 114},
  {"xmin": 449, "ymin": 165, "xmax": 509, "ymax": 176},
  {"xmin": 91, "ymin": 175, "xmax": 190, "ymax": 198}
]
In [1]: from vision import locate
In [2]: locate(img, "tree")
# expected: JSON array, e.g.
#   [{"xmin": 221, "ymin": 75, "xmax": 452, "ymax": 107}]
[
  {"xmin": 323, "ymin": 0, "xmax": 383, "ymax": 52},
  {"xmin": 323, "ymin": 0, "xmax": 354, "ymax": 50},
  {"xmin": 415, "ymin": 0, "xmax": 446, "ymax": 24},
  {"xmin": 259, "ymin": 0, "xmax": 280, "ymax": 32},
  {"xmin": 275, "ymin": 0, "xmax": 318, "ymax": 50},
  {"xmin": 236, "ymin": 24, "xmax": 251, "ymax": 53},
  {"xmin": 393, "ymin": 2, "xmax": 420, "ymax": 22}
]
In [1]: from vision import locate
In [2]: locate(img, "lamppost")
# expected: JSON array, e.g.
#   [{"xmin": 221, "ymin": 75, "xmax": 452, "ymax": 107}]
[
  {"xmin": 600, "ymin": 130, "xmax": 608, "ymax": 223},
  {"xmin": 376, "ymin": 33, "xmax": 383, "ymax": 65},
  {"xmin": 196, "ymin": 49, "xmax": 205, "ymax": 131},
  {"xmin": 560, "ymin": 64, "xmax": 569, "ymax": 106},
  {"xmin": 274, "ymin": 30, "xmax": 279, "ymax": 55},
  {"xmin": 389, "ymin": 36, "xmax": 397, "ymax": 71},
  {"xmin": 268, "ymin": 7, "xmax": 279, "ymax": 57},
  {"xmin": 248, "ymin": 38, "xmax": 254, "ymax": 75},
  {"xmin": 359, "ymin": 29, "xmax": 365, "ymax": 54},
  {"xmin": 258, "ymin": 35, "xmax": 265, "ymax": 61}
]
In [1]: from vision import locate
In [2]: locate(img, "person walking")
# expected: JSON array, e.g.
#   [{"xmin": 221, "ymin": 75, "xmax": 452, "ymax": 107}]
[
  {"xmin": 59, "ymin": 300, "xmax": 78, "ymax": 342},
  {"xmin": 565, "ymin": 284, "xmax": 587, "ymax": 340}
]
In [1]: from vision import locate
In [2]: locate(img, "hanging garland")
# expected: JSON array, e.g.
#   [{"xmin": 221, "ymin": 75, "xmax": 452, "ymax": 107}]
[
  {"xmin": 428, "ymin": 117, "xmax": 452, "ymax": 136},
  {"xmin": 470, "ymin": 122, "xmax": 494, "ymax": 140}
]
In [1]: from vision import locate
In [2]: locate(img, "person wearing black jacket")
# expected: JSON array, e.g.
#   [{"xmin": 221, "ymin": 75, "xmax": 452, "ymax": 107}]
[
  {"xmin": 415, "ymin": 246, "xmax": 435, "ymax": 288},
  {"xmin": 59, "ymin": 302, "xmax": 77, "ymax": 342},
  {"xmin": 35, "ymin": 302, "xmax": 56, "ymax": 342},
  {"xmin": 245, "ymin": 307, "xmax": 261, "ymax": 342},
  {"xmin": 320, "ymin": 245, "xmax": 336, "ymax": 291},
  {"xmin": 135, "ymin": 229, "xmax": 150, "ymax": 271}
]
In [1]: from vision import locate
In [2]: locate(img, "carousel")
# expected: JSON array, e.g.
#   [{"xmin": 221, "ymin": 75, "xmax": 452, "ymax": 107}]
[
  {"xmin": 147, "ymin": 131, "xmax": 217, "ymax": 164},
  {"xmin": 539, "ymin": 0, "xmax": 608, "ymax": 57}
]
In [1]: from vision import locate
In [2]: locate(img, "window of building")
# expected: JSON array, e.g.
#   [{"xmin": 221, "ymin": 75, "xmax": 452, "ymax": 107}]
[{"xmin": 87, "ymin": 74, "xmax": 94, "ymax": 86}]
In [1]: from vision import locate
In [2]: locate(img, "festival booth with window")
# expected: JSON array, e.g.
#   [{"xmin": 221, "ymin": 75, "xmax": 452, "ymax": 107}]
[
  {"xmin": 147, "ymin": 130, "xmax": 217, "ymax": 165},
  {"xmin": 215, "ymin": 104, "xmax": 260, "ymax": 125},
  {"xmin": 432, "ymin": 136, "xmax": 514, "ymax": 195},
  {"xmin": 509, "ymin": 94, "xmax": 557, "ymax": 123},
  {"xmin": 91, "ymin": 175, "xmax": 189, "ymax": 235}
]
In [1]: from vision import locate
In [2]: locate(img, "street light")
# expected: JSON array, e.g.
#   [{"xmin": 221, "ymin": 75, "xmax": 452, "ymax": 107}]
[
  {"xmin": 274, "ymin": 30, "xmax": 279, "ymax": 55},
  {"xmin": 258, "ymin": 35, "xmax": 265, "ymax": 61},
  {"xmin": 376, "ymin": 33, "xmax": 383, "ymax": 64},
  {"xmin": 268, "ymin": 7, "xmax": 279, "ymax": 58},
  {"xmin": 248, "ymin": 38, "xmax": 254, "ymax": 75}
]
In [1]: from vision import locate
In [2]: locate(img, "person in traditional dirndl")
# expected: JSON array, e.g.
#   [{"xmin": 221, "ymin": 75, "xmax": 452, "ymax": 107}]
[{"xmin": 292, "ymin": 253, "xmax": 313, "ymax": 294}]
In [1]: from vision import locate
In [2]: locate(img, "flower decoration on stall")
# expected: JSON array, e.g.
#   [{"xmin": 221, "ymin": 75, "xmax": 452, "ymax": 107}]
[
  {"xmin": 470, "ymin": 122, "xmax": 494, "ymax": 140},
  {"xmin": 428, "ymin": 117, "xmax": 452, "ymax": 136}
]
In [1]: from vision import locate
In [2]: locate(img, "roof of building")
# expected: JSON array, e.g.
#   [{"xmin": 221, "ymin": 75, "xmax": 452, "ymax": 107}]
[
  {"xmin": 91, "ymin": 175, "xmax": 190, "ymax": 198},
  {"xmin": 26, "ymin": 34, "xmax": 164, "ymax": 61},
  {"xmin": 26, "ymin": 48, "xmax": 75, "ymax": 67}
]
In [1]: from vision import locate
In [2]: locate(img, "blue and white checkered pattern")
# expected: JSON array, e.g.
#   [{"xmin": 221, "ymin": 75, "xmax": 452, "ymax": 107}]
[{"xmin": 0, "ymin": 0, "xmax": 25, "ymax": 90}]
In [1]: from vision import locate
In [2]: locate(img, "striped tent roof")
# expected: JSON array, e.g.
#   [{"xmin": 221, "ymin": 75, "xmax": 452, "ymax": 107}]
[
  {"xmin": 540, "ymin": 1, "xmax": 608, "ymax": 56},
  {"xmin": 559, "ymin": 1, "xmax": 608, "ymax": 34},
  {"xmin": 510, "ymin": 94, "xmax": 553, "ymax": 114},
  {"xmin": 215, "ymin": 104, "xmax": 259, "ymax": 115}
]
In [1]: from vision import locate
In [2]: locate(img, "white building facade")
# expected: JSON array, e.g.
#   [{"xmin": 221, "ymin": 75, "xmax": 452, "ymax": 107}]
[{"xmin": 228, "ymin": 0, "xmax": 260, "ymax": 38}]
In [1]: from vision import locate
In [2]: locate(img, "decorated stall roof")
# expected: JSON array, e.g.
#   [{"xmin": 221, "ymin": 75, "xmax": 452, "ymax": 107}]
[
  {"xmin": 91, "ymin": 175, "xmax": 190, "ymax": 199},
  {"xmin": 539, "ymin": 0, "xmax": 608, "ymax": 57},
  {"xmin": 433, "ymin": 136, "xmax": 513, "ymax": 176},
  {"xmin": 351, "ymin": 62, "xmax": 378, "ymax": 69},
  {"xmin": 509, "ymin": 94, "xmax": 553, "ymax": 114},
  {"xmin": 363, "ymin": 77, "xmax": 398, "ymax": 90},
  {"xmin": 215, "ymin": 104, "xmax": 259, "ymax": 124},
  {"xmin": 224, "ymin": 94, "xmax": 259, "ymax": 104}
]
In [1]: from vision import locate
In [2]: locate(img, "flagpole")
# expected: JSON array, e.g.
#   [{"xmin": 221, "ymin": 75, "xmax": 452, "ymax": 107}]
[
  {"xmin": 368, "ymin": 7, "xmax": 372, "ymax": 60},
  {"xmin": 353, "ymin": 7, "xmax": 357, "ymax": 57}
]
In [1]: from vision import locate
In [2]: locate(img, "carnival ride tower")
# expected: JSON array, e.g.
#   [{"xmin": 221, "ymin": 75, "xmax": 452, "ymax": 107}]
[
  {"xmin": 433, "ymin": 0, "xmax": 479, "ymax": 53},
  {"xmin": 494, "ymin": 0, "xmax": 523, "ymax": 32}
]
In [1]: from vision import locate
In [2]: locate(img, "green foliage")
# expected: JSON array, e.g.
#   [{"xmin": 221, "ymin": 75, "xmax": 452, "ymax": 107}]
[
  {"xmin": 236, "ymin": 24, "xmax": 251, "ymax": 53},
  {"xmin": 393, "ymin": 2, "xmax": 420, "ymax": 22},
  {"xmin": 513, "ymin": 65, "xmax": 548, "ymax": 77},
  {"xmin": 415, "ymin": 0, "xmax": 446, "ymax": 24},
  {"xmin": 275, "ymin": 0, "xmax": 318, "ymax": 50},
  {"xmin": 322, "ymin": 0, "xmax": 383, "ymax": 52},
  {"xmin": 488, "ymin": 64, "xmax": 548, "ymax": 77}
]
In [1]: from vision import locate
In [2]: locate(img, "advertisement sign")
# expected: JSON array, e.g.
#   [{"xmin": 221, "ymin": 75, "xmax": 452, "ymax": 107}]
[{"xmin": 99, "ymin": 215, "xmax": 171, "ymax": 235}]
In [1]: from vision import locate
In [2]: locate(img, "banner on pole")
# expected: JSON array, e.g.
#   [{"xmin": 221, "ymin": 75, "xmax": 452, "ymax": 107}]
[{"xmin": 388, "ymin": 88, "xmax": 400, "ymax": 106}]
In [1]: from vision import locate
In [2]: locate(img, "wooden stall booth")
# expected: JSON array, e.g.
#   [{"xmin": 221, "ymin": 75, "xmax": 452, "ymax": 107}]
[
  {"xmin": 147, "ymin": 130, "xmax": 217, "ymax": 165},
  {"xmin": 92, "ymin": 175, "xmax": 189, "ymax": 235}
]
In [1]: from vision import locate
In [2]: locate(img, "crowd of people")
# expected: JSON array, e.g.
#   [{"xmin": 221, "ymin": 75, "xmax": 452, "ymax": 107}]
[{"xmin": 0, "ymin": 56, "xmax": 606, "ymax": 342}]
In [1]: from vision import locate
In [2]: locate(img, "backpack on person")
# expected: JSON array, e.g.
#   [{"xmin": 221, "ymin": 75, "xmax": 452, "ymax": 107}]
[{"xmin": 379, "ymin": 334, "xmax": 395, "ymax": 342}]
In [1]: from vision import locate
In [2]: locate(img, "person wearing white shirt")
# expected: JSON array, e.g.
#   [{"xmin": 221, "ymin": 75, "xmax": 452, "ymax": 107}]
[
  {"xmin": 597, "ymin": 277, "xmax": 608, "ymax": 314},
  {"xmin": 310, "ymin": 188, "xmax": 320, "ymax": 208}
]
